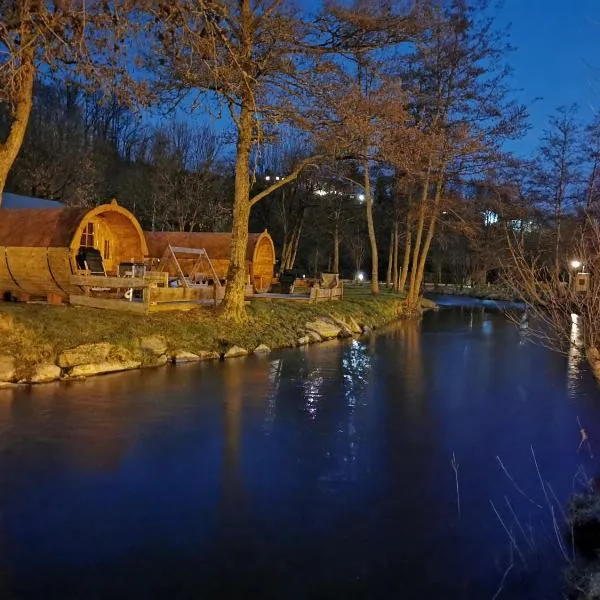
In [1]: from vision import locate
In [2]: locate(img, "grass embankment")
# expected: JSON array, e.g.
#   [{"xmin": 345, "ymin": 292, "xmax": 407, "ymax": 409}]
[
  {"xmin": 425, "ymin": 284, "xmax": 520, "ymax": 302},
  {"xmin": 0, "ymin": 286, "xmax": 433, "ymax": 370}
]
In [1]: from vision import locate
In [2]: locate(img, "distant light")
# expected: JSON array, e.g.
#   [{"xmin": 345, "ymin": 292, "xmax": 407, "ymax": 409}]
[
  {"xmin": 302, "ymin": 274, "xmax": 306, "ymax": 279},
  {"xmin": 265, "ymin": 175, "xmax": 271, "ymax": 181},
  {"xmin": 315, "ymin": 189, "xmax": 327, "ymax": 196},
  {"xmin": 275, "ymin": 176, "xmax": 281, "ymax": 181},
  {"xmin": 357, "ymin": 272, "xmax": 364, "ymax": 282},
  {"xmin": 483, "ymin": 210, "xmax": 498, "ymax": 226},
  {"xmin": 358, "ymin": 193, "xmax": 365, "ymax": 202},
  {"xmin": 570, "ymin": 260, "xmax": 582, "ymax": 270},
  {"xmin": 442, "ymin": 211, "xmax": 448, "ymax": 215}
]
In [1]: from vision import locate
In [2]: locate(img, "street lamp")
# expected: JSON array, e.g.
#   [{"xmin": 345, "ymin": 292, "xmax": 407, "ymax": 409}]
[{"xmin": 570, "ymin": 259, "xmax": 582, "ymax": 270}]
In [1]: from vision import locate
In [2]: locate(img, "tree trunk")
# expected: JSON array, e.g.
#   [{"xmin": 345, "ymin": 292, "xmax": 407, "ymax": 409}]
[
  {"xmin": 407, "ymin": 174, "xmax": 430, "ymax": 306},
  {"xmin": 220, "ymin": 100, "xmax": 253, "ymax": 321},
  {"xmin": 392, "ymin": 220, "xmax": 399, "ymax": 292},
  {"xmin": 0, "ymin": 48, "xmax": 35, "ymax": 200},
  {"xmin": 288, "ymin": 212, "xmax": 304, "ymax": 269},
  {"xmin": 398, "ymin": 222, "xmax": 411, "ymax": 292},
  {"xmin": 363, "ymin": 159, "xmax": 379, "ymax": 294},
  {"xmin": 386, "ymin": 228, "xmax": 394, "ymax": 287},
  {"xmin": 412, "ymin": 178, "xmax": 444, "ymax": 302},
  {"xmin": 332, "ymin": 223, "xmax": 340, "ymax": 274}
]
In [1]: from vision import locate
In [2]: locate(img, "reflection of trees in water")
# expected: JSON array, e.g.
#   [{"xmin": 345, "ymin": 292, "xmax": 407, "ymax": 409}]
[
  {"xmin": 220, "ymin": 357, "xmax": 275, "ymax": 512},
  {"xmin": 221, "ymin": 361, "xmax": 244, "ymax": 512},
  {"xmin": 0, "ymin": 372, "xmax": 173, "ymax": 471},
  {"xmin": 385, "ymin": 318, "xmax": 424, "ymax": 410}
]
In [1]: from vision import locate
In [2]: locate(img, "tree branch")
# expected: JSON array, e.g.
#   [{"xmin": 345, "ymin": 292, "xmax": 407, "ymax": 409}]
[{"xmin": 249, "ymin": 154, "xmax": 324, "ymax": 206}]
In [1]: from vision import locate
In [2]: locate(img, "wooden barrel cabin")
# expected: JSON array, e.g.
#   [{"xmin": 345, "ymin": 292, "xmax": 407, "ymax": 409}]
[
  {"xmin": 145, "ymin": 230, "xmax": 276, "ymax": 293},
  {"xmin": 0, "ymin": 200, "xmax": 148, "ymax": 301}
]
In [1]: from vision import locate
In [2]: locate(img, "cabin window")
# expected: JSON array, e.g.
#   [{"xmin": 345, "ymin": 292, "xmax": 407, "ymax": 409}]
[
  {"xmin": 80, "ymin": 222, "xmax": 95, "ymax": 247},
  {"xmin": 104, "ymin": 240, "xmax": 110, "ymax": 260}
]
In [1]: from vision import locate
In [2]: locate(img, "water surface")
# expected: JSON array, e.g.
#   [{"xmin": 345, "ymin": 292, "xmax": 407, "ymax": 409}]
[{"xmin": 0, "ymin": 301, "xmax": 599, "ymax": 599}]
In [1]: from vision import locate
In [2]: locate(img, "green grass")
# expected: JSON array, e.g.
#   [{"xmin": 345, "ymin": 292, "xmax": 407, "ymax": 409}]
[{"xmin": 0, "ymin": 285, "xmax": 430, "ymax": 369}]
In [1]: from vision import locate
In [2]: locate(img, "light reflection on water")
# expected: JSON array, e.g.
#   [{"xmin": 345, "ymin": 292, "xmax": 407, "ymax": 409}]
[{"xmin": 0, "ymin": 305, "xmax": 599, "ymax": 599}]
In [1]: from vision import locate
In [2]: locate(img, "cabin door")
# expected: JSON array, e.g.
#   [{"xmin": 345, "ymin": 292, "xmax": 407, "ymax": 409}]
[{"xmin": 78, "ymin": 217, "xmax": 117, "ymax": 273}]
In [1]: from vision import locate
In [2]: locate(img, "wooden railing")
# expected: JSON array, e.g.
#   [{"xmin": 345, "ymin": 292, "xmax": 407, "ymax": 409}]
[{"xmin": 309, "ymin": 283, "xmax": 344, "ymax": 302}]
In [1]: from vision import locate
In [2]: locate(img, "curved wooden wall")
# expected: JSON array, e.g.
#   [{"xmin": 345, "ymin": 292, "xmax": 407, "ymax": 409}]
[
  {"xmin": 0, "ymin": 201, "xmax": 147, "ymax": 300},
  {"xmin": 250, "ymin": 232, "xmax": 276, "ymax": 293}
]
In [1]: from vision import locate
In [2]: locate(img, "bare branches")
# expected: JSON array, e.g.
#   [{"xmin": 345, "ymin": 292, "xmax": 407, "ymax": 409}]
[{"xmin": 250, "ymin": 154, "xmax": 324, "ymax": 206}]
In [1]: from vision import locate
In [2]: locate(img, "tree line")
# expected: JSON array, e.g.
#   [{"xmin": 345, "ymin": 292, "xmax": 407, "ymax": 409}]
[{"xmin": 0, "ymin": 0, "xmax": 597, "ymax": 320}]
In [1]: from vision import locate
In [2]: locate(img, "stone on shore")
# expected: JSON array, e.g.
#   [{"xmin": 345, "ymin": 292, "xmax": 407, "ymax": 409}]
[
  {"xmin": 224, "ymin": 346, "xmax": 248, "ymax": 359},
  {"xmin": 197, "ymin": 350, "xmax": 220, "ymax": 361},
  {"xmin": 307, "ymin": 330, "xmax": 322, "ymax": 343},
  {"xmin": 297, "ymin": 335, "xmax": 311, "ymax": 346},
  {"xmin": 30, "ymin": 363, "xmax": 61, "ymax": 384},
  {"xmin": 305, "ymin": 319, "xmax": 341, "ymax": 340},
  {"xmin": 142, "ymin": 354, "xmax": 169, "ymax": 368},
  {"xmin": 347, "ymin": 316, "xmax": 363, "ymax": 334},
  {"xmin": 253, "ymin": 344, "xmax": 271, "ymax": 354},
  {"xmin": 58, "ymin": 343, "xmax": 112, "ymax": 368},
  {"xmin": 171, "ymin": 350, "xmax": 201, "ymax": 364},
  {"xmin": 69, "ymin": 360, "xmax": 141, "ymax": 378}
]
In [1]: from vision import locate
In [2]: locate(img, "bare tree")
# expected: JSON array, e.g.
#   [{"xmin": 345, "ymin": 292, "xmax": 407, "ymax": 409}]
[
  {"xmin": 396, "ymin": 0, "xmax": 527, "ymax": 308},
  {"xmin": 314, "ymin": 0, "xmax": 415, "ymax": 295},
  {"xmin": 534, "ymin": 105, "xmax": 583, "ymax": 272},
  {"xmin": 0, "ymin": 0, "xmax": 138, "ymax": 199},
  {"xmin": 504, "ymin": 213, "xmax": 600, "ymax": 377},
  {"xmin": 148, "ymin": 1, "xmax": 322, "ymax": 321}
]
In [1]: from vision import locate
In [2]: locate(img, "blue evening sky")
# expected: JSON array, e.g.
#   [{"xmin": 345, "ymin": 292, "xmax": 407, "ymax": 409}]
[
  {"xmin": 172, "ymin": 1, "xmax": 599, "ymax": 159},
  {"xmin": 494, "ymin": 0, "xmax": 599, "ymax": 155}
]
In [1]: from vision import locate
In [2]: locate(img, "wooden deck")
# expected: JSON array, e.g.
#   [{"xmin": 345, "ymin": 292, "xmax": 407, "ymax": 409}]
[{"xmin": 69, "ymin": 295, "xmax": 214, "ymax": 313}]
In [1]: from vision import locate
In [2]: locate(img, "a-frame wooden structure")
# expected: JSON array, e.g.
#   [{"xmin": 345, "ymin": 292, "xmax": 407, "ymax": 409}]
[{"xmin": 157, "ymin": 244, "xmax": 223, "ymax": 289}]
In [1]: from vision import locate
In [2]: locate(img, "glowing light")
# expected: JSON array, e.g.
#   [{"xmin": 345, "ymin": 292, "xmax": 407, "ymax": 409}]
[
  {"xmin": 265, "ymin": 175, "xmax": 271, "ymax": 181},
  {"xmin": 570, "ymin": 260, "xmax": 582, "ymax": 270},
  {"xmin": 357, "ymin": 272, "xmax": 365, "ymax": 282},
  {"xmin": 275, "ymin": 176, "xmax": 281, "ymax": 181},
  {"xmin": 315, "ymin": 189, "xmax": 327, "ymax": 196},
  {"xmin": 358, "ymin": 193, "xmax": 365, "ymax": 202},
  {"xmin": 483, "ymin": 210, "xmax": 498, "ymax": 226}
]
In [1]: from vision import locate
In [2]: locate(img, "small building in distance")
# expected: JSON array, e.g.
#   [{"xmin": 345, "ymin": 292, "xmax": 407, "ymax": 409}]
[
  {"xmin": 145, "ymin": 230, "xmax": 276, "ymax": 293},
  {"xmin": 0, "ymin": 199, "xmax": 148, "ymax": 301}
]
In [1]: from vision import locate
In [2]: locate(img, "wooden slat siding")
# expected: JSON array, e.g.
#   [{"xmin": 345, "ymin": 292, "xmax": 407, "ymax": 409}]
[
  {"xmin": 252, "ymin": 233, "xmax": 275, "ymax": 293},
  {"xmin": 70, "ymin": 275, "xmax": 150, "ymax": 289},
  {"xmin": 48, "ymin": 248, "xmax": 81, "ymax": 295},
  {"xmin": 145, "ymin": 230, "xmax": 276, "ymax": 292},
  {"xmin": 0, "ymin": 202, "xmax": 147, "ymax": 303},
  {"xmin": 69, "ymin": 294, "xmax": 149, "ymax": 314},
  {"xmin": 146, "ymin": 286, "xmax": 210, "ymax": 303},
  {"xmin": 45, "ymin": 248, "xmax": 68, "ymax": 297},
  {"xmin": 0, "ymin": 247, "xmax": 21, "ymax": 294},
  {"xmin": 6, "ymin": 248, "xmax": 63, "ymax": 296},
  {"xmin": 309, "ymin": 285, "xmax": 344, "ymax": 302},
  {"xmin": 143, "ymin": 271, "xmax": 169, "ymax": 286}
]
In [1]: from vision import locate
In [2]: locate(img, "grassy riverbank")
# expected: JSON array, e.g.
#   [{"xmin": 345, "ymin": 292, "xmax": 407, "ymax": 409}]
[
  {"xmin": 425, "ymin": 284, "xmax": 521, "ymax": 302},
  {"xmin": 0, "ymin": 287, "xmax": 433, "ymax": 376}
]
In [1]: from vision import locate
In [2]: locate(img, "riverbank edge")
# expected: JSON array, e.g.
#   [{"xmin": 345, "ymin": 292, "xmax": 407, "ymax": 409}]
[
  {"xmin": 0, "ymin": 293, "xmax": 435, "ymax": 387},
  {"xmin": 425, "ymin": 284, "xmax": 520, "ymax": 302}
]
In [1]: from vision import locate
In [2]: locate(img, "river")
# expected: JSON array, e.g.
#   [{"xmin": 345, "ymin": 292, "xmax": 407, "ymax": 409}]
[{"xmin": 0, "ymin": 298, "xmax": 599, "ymax": 599}]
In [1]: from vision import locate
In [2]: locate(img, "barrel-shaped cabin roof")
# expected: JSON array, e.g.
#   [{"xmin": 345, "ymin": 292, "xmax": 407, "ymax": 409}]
[
  {"xmin": 0, "ymin": 201, "xmax": 148, "ymax": 255},
  {"xmin": 0, "ymin": 208, "xmax": 88, "ymax": 247},
  {"xmin": 145, "ymin": 231, "xmax": 270, "ymax": 262}
]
